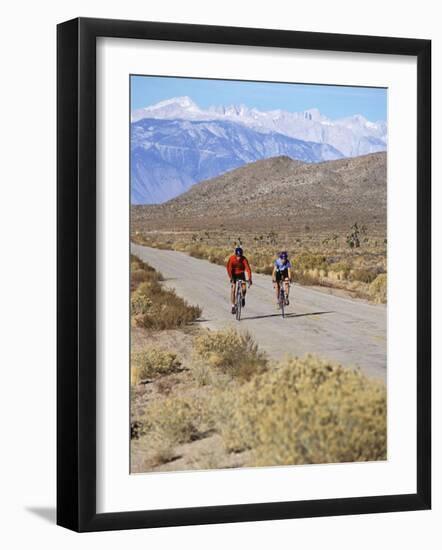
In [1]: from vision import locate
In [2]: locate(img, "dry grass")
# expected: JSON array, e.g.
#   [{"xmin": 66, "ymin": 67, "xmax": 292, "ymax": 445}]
[
  {"xmin": 131, "ymin": 229, "xmax": 387, "ymax": 302},
  {"xmin": 131, "ymin": 255, "xmax": 163, "ymax": 287},
  {"xmin": 131, "ymin": 255, "xmax": 202, "ymax": 329}
]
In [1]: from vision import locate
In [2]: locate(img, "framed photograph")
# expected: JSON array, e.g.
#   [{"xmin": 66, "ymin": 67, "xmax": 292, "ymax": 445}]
[{"xmin": 57, "ymin": 17, "xmax": 431, "ymax": 532}]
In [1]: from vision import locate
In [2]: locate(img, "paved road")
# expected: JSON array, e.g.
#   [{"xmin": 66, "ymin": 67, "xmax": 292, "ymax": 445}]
[{"xmin": 132, "ymin": 244, "xmax": 387, "ymax": 381}]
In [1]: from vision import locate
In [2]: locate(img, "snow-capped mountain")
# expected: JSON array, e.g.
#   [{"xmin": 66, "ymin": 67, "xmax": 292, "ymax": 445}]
[
  {"xmin": 131, "ymin": 96, "xmax": 387, "ymax": 204},
  {"xmin": 132, "ymin": 96, "xmax": 387, "ymax": 157},
  {"xmin": 131, "ymin": 118, "xmax": 343, "ymax": 204}
]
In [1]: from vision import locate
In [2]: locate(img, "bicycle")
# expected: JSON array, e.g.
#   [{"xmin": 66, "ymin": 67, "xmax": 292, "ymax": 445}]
[
  {"xmin": 232, "ymin": 278, "xmax": 250, "ymax": 321},
  {"xmin": 234, "ymin": 279, "xmax": 244, "ymax": 321},
  {"xmin": 276, "ymin": 278, "xmax": 290, "ymax": 319}
]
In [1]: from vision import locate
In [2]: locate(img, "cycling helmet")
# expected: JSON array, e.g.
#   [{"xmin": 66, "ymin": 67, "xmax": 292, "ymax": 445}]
[
  {"xmin": 235, "ymin": 247, "xmax": 243, "ymax": 256},
  {"xmin": 279, "ymin": 251, "xmax": 288, "ymax": 260}
]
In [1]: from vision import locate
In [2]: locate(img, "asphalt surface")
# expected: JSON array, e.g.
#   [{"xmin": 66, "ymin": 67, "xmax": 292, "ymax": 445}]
[{"xmin": 132, "ymin": 244, "xmax": 387, "ymax": 381}]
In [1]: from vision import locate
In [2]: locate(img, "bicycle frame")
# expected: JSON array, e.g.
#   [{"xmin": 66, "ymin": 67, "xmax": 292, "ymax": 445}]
[
  {"xmin": 276, "ymin": 278, "xmax": 290, "ymax": 318},
  {"xmin": 235, "ymin": 279, "xmax": 244, "ymax": 321}
]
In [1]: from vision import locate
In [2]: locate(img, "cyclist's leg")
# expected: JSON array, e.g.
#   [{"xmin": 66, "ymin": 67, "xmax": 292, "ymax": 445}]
[
  {"xmin": 284, "ymin": 277, "xmax": 290, "ymax": 305},
  {"xmin": 241, "ymin": 276, "xmax": 247, "ymax": 297},
  {"xmin": 284, "ymin": 276, "xmax": 290, "ymax": 297},
  {"xmin": 230, "ymin": 278, "xmax": 236, "ymax": 305},
  {"xmin": 275, "ymin": 278, "xmax": 281, "ymax": 303}
]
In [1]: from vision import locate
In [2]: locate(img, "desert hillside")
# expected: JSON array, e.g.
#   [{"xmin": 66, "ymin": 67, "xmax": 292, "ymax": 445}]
[{"xmin": 132, "ymin": 152, "xmax": 386, "ymax": 233}]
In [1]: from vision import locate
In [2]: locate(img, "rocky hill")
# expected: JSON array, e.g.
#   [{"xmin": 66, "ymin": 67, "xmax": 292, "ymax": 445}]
[
  {"xmin": 132, "ymin": 152, "xmax": 386, "ymax": 233},
  {"xmin": 131, "ymin": 118, "xmax": 343, "ymax": 204}
]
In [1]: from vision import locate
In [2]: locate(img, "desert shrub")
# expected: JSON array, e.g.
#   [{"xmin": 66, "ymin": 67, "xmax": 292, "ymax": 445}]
[
  {"xmin": 191, "ymin": 362, "xmax": 215, "ymax": 387},
  {"xmin": 187, "ymin": 245, "xmax": 208, "ymax": 260},
  {"xmin": 221, "ymin": 355, "xmax": 387, "ymax": 466},
  {"xmin": 142, "ymin": 394, "xmax": 215, "ymax": 446},
  {"xmin": 184, "ymin": 244, "xmax": 229, "ymax": 266},
  {"xmin": 329, "ymin": 261, "xmax": 351, "ymax": 279},
  {"xmin": 369, "ymin": 273, "xmax": 387, "ymax": 303},
  {"xmin": 292, "ymin": 270, "xmax": 320, "ymax": 286},
  {"xmin": 131, "ymin": 292, "xmax": 152, "ymax": 317},
  {"xmin": 350, "ymin": 269, "xmax": 378, "ymax": 284},
  {"xmin": 131, "ymin": 420, "xmax": 144, "ymax": 440},
  {"xmin": 193, "ymin": 328, "xmax": 267, "ymax": 381},
  {"xmin": 294, "ymin": 252, "xmax": 328, "ymax": 271},
  {"xmin": 131, "ymin": 269, "xmax": 152, "ymax": 284},
  {"xmin": 208, "ymin": 248, "xmax": 230, "ymax": 266},
  {"xmin": 156, "ymin": 377, "xmax": 180, "ymax": 395},
  {"xmin": 150, "ymin": 290, "xmax": 202, "ymax": 329},
  {"xmin": 131, "ymin": 255, "xmax": 163, "ymax": 286},
  {"xmin": 131, "ymin": 348, "xmax": 182, "ymax": 382},
  {"xmin": 136, "ymin": 280, "xmax": 162, "ymax": 295},
  {"xmin": 130, "ymin": 257, "xmax": 201, "ymax": 329}
]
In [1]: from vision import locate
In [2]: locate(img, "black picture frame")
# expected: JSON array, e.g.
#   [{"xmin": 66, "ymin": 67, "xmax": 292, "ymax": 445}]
[{"xmin": 57, "ymin": 17, "xmax": 431, "ymax": 532}]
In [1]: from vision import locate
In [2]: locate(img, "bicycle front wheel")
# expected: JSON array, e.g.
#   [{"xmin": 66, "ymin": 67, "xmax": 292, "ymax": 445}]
[{"xmin": 236, "ymin": 291, "xmax": 242, "ymax": 321}]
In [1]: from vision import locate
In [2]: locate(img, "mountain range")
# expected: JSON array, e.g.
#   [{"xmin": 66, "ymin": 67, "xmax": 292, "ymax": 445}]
[
  {"xmin": 131, "ymin": 96, "xmax": 387, "ymax": 204},
  {"xmin": 132, "ymin": 152, "xmax": 387, "ymax": 233}
]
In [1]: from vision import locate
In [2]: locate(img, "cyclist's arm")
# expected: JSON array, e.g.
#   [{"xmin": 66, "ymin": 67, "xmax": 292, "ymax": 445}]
[
  {"xmin": 287, "ymin": 267, "xmax": 292, "ymax": 282},
  {"xmin": 272, "ymin": 265, "xmax": 277, "ymax": 282},
  {"xmin": 226, "ymin": 257, "xmax": 233, "ymax": 280},
  {"xmin": 244, "ymin": 257, "xmax": 252, "ymax": 282}
]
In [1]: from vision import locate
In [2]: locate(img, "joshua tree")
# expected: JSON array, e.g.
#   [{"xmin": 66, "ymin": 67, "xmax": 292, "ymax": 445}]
[
  {"xmin": 346, "ymin": 222, "xmax": 361, "ymax": 249},
  {"xmin": 268, "ymin": 230, "xmax": 278, "ymax": 245}
]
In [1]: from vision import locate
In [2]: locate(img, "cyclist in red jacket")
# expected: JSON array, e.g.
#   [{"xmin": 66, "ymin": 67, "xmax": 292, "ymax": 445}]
[{"xmin": 226, "ymin": 247, "xmax": 252, "ymax": 314}]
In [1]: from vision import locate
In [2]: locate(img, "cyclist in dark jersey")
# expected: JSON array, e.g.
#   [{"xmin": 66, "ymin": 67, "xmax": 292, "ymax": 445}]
[{"xmin": 272, "ymin": 251, "xmax": 292, "ymax": 307}]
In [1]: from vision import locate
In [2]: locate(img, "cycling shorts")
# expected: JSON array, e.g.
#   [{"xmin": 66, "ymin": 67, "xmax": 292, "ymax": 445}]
[
  {"xmin": 275, "ymin": 269, "xmax": 289, "ymax": 282},
  {"xmin": 231, "ymin": 272, "xmax": 246, "ymax": 283}
]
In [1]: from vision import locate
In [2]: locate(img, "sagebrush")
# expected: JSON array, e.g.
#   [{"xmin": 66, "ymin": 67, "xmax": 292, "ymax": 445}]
[
  {"xmin": 131, "ymin": 255, "xmax": 201, "ymax": 329},
  {"xmin": 220, "ymin": 355, "xmax": 387, "ymax": 466},
  {"xmin": 131, "ymin": 347, "xmax": 182, "ymax": 384},
  {"xmin": 131, "ymin": 329, "xmax": 387, "ymax": 471},
  {"xmin": 193, "ymin": 328, "xmax": 268, "ymax": 381}
]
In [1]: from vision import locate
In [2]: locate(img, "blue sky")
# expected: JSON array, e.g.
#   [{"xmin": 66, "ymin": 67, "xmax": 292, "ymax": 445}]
[{"xmin": 131, "ymin": 75, "xmax": 387, "ymax": 121}]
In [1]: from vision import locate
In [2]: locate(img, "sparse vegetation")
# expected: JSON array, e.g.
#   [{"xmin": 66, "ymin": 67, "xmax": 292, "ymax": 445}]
[
  {"xmin": 131, "ymin": 328, "xmax": 387, "ymax": 473},
  {"xmin": 131, "ymin": 348, "xmax": 182, "ymax": 384},
  {"xmin": 131, "ymin": 255, "xmax": 163, "ymax": 287},
  {"xmin": 131, "ymin": 229, "xmax": 387, "ymax": 302},
  {"xmin": 369, "ymin": 273, "xmax": 387, "ymax": 304},
  {"xmin": 131, "ymin": 254, "xmax": 201, "ymax": 329},
  {"xmin": 193, "ymin": 328, "xmax": 268, "ymax": 381},
  {"xmin": 346, "ymin": 222, "xmax": 362, "ymax": 249},
  {"xmin": 140, "ymin": 394, "xmax": 215, "ymax": 447},
  {"xmin": 220, "ymin": 355, "xmax": 387, "ymax": 465},
  {"xmin": 131, "ymin": 154, "xmax": 387, "ymax": 471},
  {"xmin": 129, "ymin": 153, "xmax": 388, "ymax": 473}
]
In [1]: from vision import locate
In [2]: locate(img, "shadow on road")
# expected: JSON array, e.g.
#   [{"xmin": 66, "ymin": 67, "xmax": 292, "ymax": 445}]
[{"xmin": 241, "ymin": 311, "xmax": 334, "ymax": 321}]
